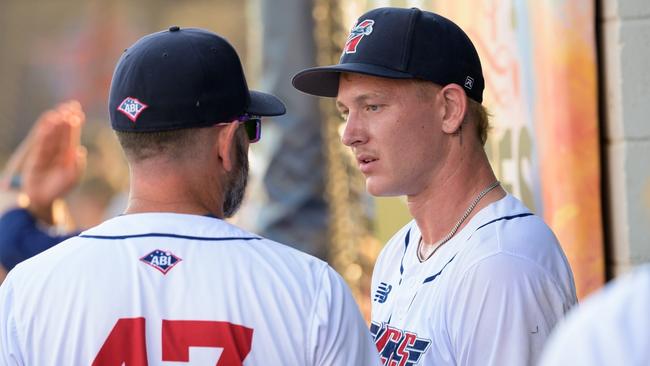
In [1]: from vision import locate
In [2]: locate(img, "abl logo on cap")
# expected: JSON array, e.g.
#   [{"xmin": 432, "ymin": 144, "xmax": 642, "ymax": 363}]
[{"xmin": 117, "ymin": 97, "xmax": 148, "ymax": 122}]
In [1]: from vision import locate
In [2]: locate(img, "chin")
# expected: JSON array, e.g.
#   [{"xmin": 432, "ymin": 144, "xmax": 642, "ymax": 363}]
[{"xmin": 366, "ymin": 178, "xmax": 402, "ymax": 197}]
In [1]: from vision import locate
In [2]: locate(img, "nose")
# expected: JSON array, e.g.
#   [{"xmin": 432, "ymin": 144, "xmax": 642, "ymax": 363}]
[{"xmin": 341, "ymin": 113, "xmax": 367, "ymax": 147}]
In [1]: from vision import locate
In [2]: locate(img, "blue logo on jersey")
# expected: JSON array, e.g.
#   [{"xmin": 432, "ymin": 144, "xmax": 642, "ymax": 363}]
[
  {"xmin": 140, "ymin": 249, "xmax": 181, "ymax": 275},
  {"xmin": 370, "ymin": 322, "xmax": 432, "ymax": 366},
  {"xmin": 374, "ymin": 282, "xmax": 393, "ymax": 303}
]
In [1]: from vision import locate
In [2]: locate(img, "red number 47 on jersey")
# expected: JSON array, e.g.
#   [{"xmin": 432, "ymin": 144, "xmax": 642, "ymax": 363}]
[{"xmin": 93, "ymin": 318, "xmax": 254, "ymax": 365}]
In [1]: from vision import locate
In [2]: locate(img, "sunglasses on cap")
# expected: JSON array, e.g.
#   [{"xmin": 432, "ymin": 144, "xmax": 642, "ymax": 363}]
[{"xmin": 216, "ymin": 114, "xmax": 262, "ymax": 143}]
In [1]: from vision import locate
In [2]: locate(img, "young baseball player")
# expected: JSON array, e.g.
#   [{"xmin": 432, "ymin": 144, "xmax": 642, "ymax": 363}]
[
  {"xmin": 0, "ymin": 27, "xmax": 380, "ymax": 365},
  {"xmin": 293, "ymin": 7, "xmax": 577, "ymax": 365}
]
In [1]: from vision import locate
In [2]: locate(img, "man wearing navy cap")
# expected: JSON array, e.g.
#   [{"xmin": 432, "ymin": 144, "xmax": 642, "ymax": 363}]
[
  {"xmin": 293, "ymin": 7, "xmax": 577, "ymax": 365},
  {"xmin": 0, "ymin": 27, "xmax": 380, "ymax": 365}
]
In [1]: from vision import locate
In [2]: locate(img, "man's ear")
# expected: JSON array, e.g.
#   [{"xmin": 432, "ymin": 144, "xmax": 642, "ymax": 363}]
[
  {"xmin": 439, "ymin": 84, "xmax": 467, "ymax": 134},
  {"xmin": 215, "ymin": 121, "xmax": 240, "ymax": 172}
]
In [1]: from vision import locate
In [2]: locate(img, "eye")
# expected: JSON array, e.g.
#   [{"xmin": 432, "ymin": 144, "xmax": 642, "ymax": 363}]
[
  {"xmin": 339, "ymin": 110, "xmax": 349, "ymax": 121},
  {"xmin": 365, "ymin": 104, "xmax": 381, "ymax": 112}
]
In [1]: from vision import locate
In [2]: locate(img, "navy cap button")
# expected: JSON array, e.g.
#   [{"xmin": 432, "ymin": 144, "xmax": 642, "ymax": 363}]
[{"xmin": 169, "ymin": 26, "xmax": 180, "ymax": 32}]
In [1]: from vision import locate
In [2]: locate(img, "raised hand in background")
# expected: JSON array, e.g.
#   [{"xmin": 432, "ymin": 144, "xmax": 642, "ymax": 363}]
[{"xmin": 1, "ymin": 101, "xmax": 87, "ymax": 225}]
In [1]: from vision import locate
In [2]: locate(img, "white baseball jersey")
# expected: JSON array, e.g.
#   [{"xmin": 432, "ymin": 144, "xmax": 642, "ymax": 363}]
[
  {"xmin": 539, "ymin": 264, "xmax": 650, "ymax": 366},
  {"xmin": 370, "ymin": 194, "xmax": 577, "ymax": 366},
  {"xmin": 0, "ymin": 213, "xmax": 380, "ymax": 365}
]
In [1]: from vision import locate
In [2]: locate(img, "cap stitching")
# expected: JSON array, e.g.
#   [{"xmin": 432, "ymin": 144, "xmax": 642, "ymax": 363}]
[
  {"xmin": 111, "ymin": 34, "xmax": 158, "ymax": 115},
  {"xmin": 181, "ymin": 29, "xmax": 210, "ymax": 122},
  {"xmin": 400, "ymin": 8, "xmax": 420, "ymax": 72}
]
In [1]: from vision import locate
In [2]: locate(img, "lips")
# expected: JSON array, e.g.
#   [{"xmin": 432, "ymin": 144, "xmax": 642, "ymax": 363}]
[{"xmin": 356, "ymin": 153, "xmax": 378, "ymax": 174}]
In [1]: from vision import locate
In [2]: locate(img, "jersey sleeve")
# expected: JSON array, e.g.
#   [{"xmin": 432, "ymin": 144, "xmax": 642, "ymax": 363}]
[
  {"xmin": 447, "ymin": 253, "xmax": 573, "ymax": 366},
  {"xmin": 0, "ymin": 275, "xmax": 24, "ymax": 365},
  {"xmin": 0, "ymin": 208, "xmax": 75, "ymax": 271},
  {"xmin": 308, "ymin": 265, "xmax": 380, "ymax": 366},
  {"xmin": 539, "ymin": 265, "xmax": 650, "ymax": 366}
]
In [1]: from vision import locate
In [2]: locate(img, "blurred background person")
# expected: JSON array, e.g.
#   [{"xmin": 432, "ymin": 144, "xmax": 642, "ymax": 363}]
[{"xmin": 0, "ymin": 101, "xmax": 87, "ymax": 281}]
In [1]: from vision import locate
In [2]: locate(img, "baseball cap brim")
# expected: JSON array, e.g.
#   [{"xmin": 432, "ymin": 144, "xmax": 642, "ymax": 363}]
[
  {"xmin": 247, "ymin": 90, "xmax": 286, "ymax": 116},
  {"xmin": 292, "ymin": 63, "xmax": 413, "ymax": 97}
]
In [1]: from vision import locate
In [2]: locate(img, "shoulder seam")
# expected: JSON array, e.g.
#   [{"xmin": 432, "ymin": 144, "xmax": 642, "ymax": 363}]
[{"xmin": 455, "ymin": 250, "xmax": 570, "ymax": 304}]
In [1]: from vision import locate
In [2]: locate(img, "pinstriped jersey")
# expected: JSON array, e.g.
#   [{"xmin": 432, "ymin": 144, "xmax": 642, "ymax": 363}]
[
  {"xmin": 370, "ymin": 195, "xmax": 577, "ymax": 366},
  {"xmin": 0, "ymin": 213, "xmax": 380, "ymax": 365}
]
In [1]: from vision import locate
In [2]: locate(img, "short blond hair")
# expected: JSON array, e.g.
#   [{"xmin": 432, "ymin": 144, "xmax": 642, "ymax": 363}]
[{"xmin": 465, "ymin": 98, "xmax": 490, "ymax": 146}]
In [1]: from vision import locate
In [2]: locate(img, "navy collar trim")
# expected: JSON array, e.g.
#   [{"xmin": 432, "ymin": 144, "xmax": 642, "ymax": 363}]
[{"xmin": 78, "ymin": 233, "xmax": 262, "ymax": 241}]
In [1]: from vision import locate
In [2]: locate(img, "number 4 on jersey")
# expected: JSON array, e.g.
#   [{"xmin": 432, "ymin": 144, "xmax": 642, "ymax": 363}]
[{"xmin": 93, "ymin": 318, "xmax": 254, "ymax": 365}]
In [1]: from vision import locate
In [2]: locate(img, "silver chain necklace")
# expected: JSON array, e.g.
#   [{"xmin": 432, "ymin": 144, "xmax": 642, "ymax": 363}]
[{"xmin": 417, "ymin": 180, "xmax": 501, "ymax": 262}]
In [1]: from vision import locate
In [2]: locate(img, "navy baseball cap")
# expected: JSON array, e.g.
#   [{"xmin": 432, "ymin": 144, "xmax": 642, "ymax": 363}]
[
  {"xmin": 110, "ymin": 26, "xmax": 285, "ymax": 132},
  {"xmin": 292, "ymin": 7, "xmax": 485, "ymax": 103}
]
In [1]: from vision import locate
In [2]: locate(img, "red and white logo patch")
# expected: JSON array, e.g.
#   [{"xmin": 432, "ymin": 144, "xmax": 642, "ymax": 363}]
[
  {"xmin": 343, "ymin": 19, "xmax": 375, "ymax": 55},
  {"xmin": 117, "ymin": 97, "xmax": 148, "ymax": 122}
]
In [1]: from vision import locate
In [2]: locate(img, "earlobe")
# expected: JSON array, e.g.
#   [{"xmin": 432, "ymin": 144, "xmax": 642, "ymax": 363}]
[
  {"xmin": 440, "ymin": 85, "xmax": 467, "ymax": 135},
  {"xmin": 216, "ymin": 122, "xmax": 239, "ymax": 172}
]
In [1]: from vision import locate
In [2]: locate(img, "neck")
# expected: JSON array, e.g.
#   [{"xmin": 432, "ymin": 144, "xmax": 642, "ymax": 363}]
[
  {"xmin": 124, "ymin": 160, "xmax": 225, "ymax": 218},
  {"xmin": 407, "ymin": 150, "xmax": 505, "ymax": 248}
]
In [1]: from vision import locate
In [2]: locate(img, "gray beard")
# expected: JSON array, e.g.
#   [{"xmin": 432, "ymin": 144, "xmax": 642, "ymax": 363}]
[{"xmin": 223, "ymin": 134, "xmax": 249, "ymax": 218}]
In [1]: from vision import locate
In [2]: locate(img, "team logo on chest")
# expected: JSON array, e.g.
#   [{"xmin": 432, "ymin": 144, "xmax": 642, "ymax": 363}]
[
  {"xmin": 374, "ymin": 282, "xmax": 393, "ymax": 303},
  {"xmin": 117, "ymin": 97, "xmax": 148, "ymax": 122},
  {"xmin": 370, "ymin": 322, "xmax": 432, "ymax": 366},
  {"xmin": 140, "ymin": 249, "xmax": 182, "ymax": 274},
  {"xmin": 343, "ymin": 19, "xmax": 375, "ymax": 55}
]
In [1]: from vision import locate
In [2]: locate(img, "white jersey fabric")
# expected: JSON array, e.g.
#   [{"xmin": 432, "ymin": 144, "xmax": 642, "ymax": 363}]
[
  {"xmin": 539, "ymin": 264, "xmax": 650, "ymax": 366},
  {"xmin": 0, "ymin": 213, "xmax": 380, "ymax": 366},
  {"xmin": 370, "ymin": 194, "xmax": 576, "ymax": 366}
]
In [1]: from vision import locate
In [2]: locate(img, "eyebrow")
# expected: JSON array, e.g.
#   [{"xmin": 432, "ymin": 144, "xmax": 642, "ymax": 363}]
[{"xmin": 336, "ymin": 92, "xmax": 387, "ymax": 110}]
